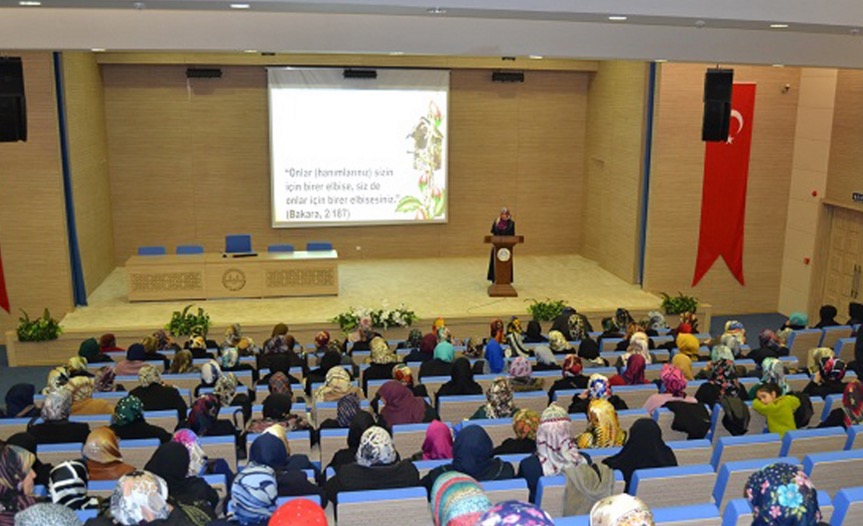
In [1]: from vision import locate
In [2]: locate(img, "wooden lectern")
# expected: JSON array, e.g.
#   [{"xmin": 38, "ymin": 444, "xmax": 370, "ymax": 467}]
[{"xmin": 484, "ymin": 235, "xmax": 525, "ymax": 297}]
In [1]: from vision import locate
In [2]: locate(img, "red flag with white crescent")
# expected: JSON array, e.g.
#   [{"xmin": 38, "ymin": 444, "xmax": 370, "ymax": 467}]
[
  {"xmin": 692, "ymin": 83, "xmax": 756, "ymax": 287},
  {"xmin": 0, "ymin": 243, "xmax": 9, "ymax": 313}
]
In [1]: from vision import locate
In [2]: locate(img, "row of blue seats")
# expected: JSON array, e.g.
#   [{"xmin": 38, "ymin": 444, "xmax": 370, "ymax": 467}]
[{"xmin": 137, "ymin": 241, "xmax": 333, "ymax": 255}]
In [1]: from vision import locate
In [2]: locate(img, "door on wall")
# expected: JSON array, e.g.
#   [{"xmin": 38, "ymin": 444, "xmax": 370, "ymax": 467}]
[{"xmin": 822, "ymin": 206, "xmax": 863, "ymax": 310}]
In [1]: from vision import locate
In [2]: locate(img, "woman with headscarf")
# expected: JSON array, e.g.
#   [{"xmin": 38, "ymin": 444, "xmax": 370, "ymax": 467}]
[
  {"xmin": 66, "ymin": 376, "xmax": 113, "ymax": 415},
  {"xmin": 113, "ymin": 343, "xmax": 150, "ymax": 376},
  {"xmin": 505, "ymin": 317, "xmax": 530, "ymax": 358},
  {"xmin": 392, "ymin": 363, "xmax": 428, "ymax": 397},
  {"xmin": 524, "ymin": 320, "xmax": 547, "ymax": 343},
  {"xmin": 78, "ymin": 337, "xmax": 114, "ymax": 364},
  {"xmin": 643, "ymin": 364, "xmax": 699, "ymax": 414},
  {"xmin": 603, "ymin": 418, "xmax": 677, "ymax": 492},
  {"xmin": 746, "ymin": 329, "xmax": 789, "ymax": 366},
  {"xmin": 435, "ymin": 357, "xmax": 483, "ymax": 408},
  {"xmin": 548, "ymin": 355, "xmax": 589, "ymax": 403},
  {"xmin": 609, "ymin": 353, "xmax": 648, "ymax": 387},
  {"xmin": 695, "ymin": 359, "xmax": 745, "ymax": 408},
  {"xmin": 42, "ymin": 366, "xmax": 69, "ymax": 396},
  {"xmin": 187, "ymin": 394, "xmax": 236, "ymax": 438},
  {"xmin": 246, "ymin": 391, "xmax": 311, "ymax": 434},
  {"xmin": 671, "ymin": 353, "xmax": 695, "ymax": 381},
  {"xmin": 430, "ymin": 471, "xmax": 493, "ymax": 526},
  {"xmin": 748, "ymin": 357, "xmax": 791, "ymax": 399},
  {"xmin": 575, "ymin": 399, "xmax": 627, "ymax": 449},
  {"xmin": 419, "ymin": 340, "xmax": 456, "ymax": 380},
  {"xmin": 214, "ymin": 372, "xmax": 252, "ymax": 424},
  {"xmin": 219, "ymin": 347, "xmax": 256, "ymax": 380},
  {"xmin": 313, "ymin": 366, "xmax": 363, "ymax": 403},
  {"xmin": 470, "ymin": 378, "xmax": 517, "ymax": 420},
  {"xmin": 258, "ymin": 352, "xmax": 302, "ymax": 389},
  {"xmin": 803, "ymin": 355, "xmax": 848, "ymax": 399},
  {"xmin": 421, "ymin": 424, "xmax": 515, "ymax": 495},
  {"xmin": 519, "ymin": 404, "xmax": 587, "ymax": 502},
  {"xmin": 181, "ymin": 336, "xmax": 213, "ymax": 361},
  {"xmin": 130, "ymin": 364, "xmax": 189, "ymax": 421},
  {"xmin": 676, "ymin": 332, "xmax": 701, "ymax": 361},
  {"xmin": 82, "ymin": 427, "xmax": 135, "ymax": 480},
  {"xmin": 744, "ymin": 462, "xmax": 828, "ymax": 526},
  {"xmin": 48, "ymin": 460, "xmax": 99, "ymax": 510},
  {"xmin": 820, "ymin": 379, "xmax": 863, "ymax": 429},
  {"xmin": 246, "ymin": 431, "xmax": 325, "ymax": 504},
  {"xmin": 568, "ymin": 374, "xmax": 628, "ymax": 414},
  {"xmin": 508, "ymin": 356, "xmax": 545, "ymax": 392},
  {"xmin": 110, "ymin": 394, "xmax": 171, "ymax": 442},
  {"xmin": 325, "ymin": 413, "xmax": 377, "ymax": 473},
  {"xmin": 171, "ymin": 429, "xmax": 209, "ymax": 478},
  {"xmin": 305, "ymin": 349, "xmax": 341, "ymax": 396},
  {"xmin": 324, "ymin": 426, "xmax": 420, "ymax": 506},
  {"xmin": 493, "ymin": 408, "xmax": 540, "ymax": 455},
  {"xmin": 170, "ymin": 350, "xmax": 196, "ymax": 374},
  {"xmin": 67, "ymin": 356, "xmax": 92, "ymax": 379},
  {"xmin": 93, "ymin": 366, "xmax": 117, "ymax": 393},
  {"xmin": 484, "ymin": 338, "xmax": 506, "ymax": 374},
  {"xmin": 144, "ymin": 442, "xmax": 219, "ymax": 510},
  {"xmin": 417, "ymin": 419, "xmax": 453, "ymax": 461},
  {"xmin": 578, "ymin": 337, "xmax": 608, "ymax": 368},
  {"xmin": 0, "ymin": 444, "xmax": 37, "ymax": 525},
  {"xmin": 489, "ymin": 318, "xmax": 505, "ymax": 344},
  {"xmin": 192, "ymin": 360, "xmax": 221, "ymax": 398},
  {"xmin": 782, "ymin": 312, "xmax": 809, "ymax": 331},
  {"xmin": 548, "ymin": 330, "xmax": 573, "ymax": 356},
  {"xmin": 589, "ymin": 494, "xmax": 655, "ymax": 526},
  {"xmin": 27, "ymin": 389, "xmax": 91, "ymax": 445},
  {"xmin": 478, "ymin": 501, "xmax": 555, "ymax": 525},
  {"xmin": 361, "ymin": 337, "xmax": 401, "ymax": 394},
  {"xmin": 317, "ymin": 392, "xmax": 361, "ymax": 431},
  {"xmin": 533, "ymin": 346, "xmax": 560, "ymax": 372},
  {"xmin": 401, "ymin": 329, "xmax": 432, "ymax": 363},
  {"xmin": 6, "ymin": 433, "xmax": 50, "ymax": 487},
  {"xmin": 377, "ymin": 380, "xmax": 437, "ymax": 427},
  {"xmin": 3, "ymin": 383, "xmax": 37, "ymax": 419}
]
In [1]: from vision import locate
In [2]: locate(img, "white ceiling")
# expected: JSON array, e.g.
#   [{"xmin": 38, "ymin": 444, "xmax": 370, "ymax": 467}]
[{"xmin": 2, "ymin": 0, "xmax": 863, "ymax": 68}]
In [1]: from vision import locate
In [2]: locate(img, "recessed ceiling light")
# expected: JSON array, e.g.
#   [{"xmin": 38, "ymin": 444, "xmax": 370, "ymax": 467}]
[
  {"xmin": 243, "ymin": 49, "xmax": 257, "ymax": 53},
  {"xmin": 18, "ymin": 1, "xmax": 41, "ymax": 6},
  {"xmin": 230, "ymin": 3, "xmax": 250, "ymax": 9},
  {"xmin": 91, "ymin": 48, "xmax": 106, "ymax": 52},
  {"xmin": 770, "ymin": 24, "xmax": 789, "ymax": 29},
  {"xmin": 389, "ymin": 51, "xmax": 405, "ymax": 56},
  {"xmin": 655, "ymin": 59, "xmax": 668, "ymax": 63},
  {"xmin": 427, "ymin": 7, "xmax": 446, "ymax": 14},
  {"xmin": 772, "ymin": 64, "xmax": 785, "ymax": 68},
  {"xmin": 608, "ymin": 16, "xmax": 627, "ymax": 21},
  {"xmin": 529, "ymin": 55, "xmax": 543, "ymax": 60}
]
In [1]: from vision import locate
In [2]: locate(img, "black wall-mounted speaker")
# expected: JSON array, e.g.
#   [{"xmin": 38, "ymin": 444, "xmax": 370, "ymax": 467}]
[
  {"xmin": 491, "ymin": 71, "xmax": 525, "ymax": 83},
  {"xmin": 343, "ymin": 69, "xmax": 377, "ymax": 79},
  {"xmin": 702, "ymin": 68, "xmax": 733, "ymax": 141},
  {"xmin": 0, "ymin": 57, "xmax": 26, "ymax": 143},
  {"xmin": 186, "ymin": 68, "xmax": 222, "ymax": 79}
]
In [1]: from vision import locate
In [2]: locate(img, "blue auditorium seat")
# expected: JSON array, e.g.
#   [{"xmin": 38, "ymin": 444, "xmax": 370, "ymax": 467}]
[
  {"xmin": 225, "ymin": 234, "xmax": 252, "ymax": 253},
  {"xmin": 830, "ymin": 486, "xmax": 863, "ymax": 525},
  {"xmin": 76, "ymin": 510, "xmax": 98, "ymax": 521},
  {"xmin": 630, "ymin": 464, "xmax": 716, "ymax": 508},
  {"xmin": 714, "ymin": 457, "xmax": 798, "ymax": 512},
  {"xmin": 711, "ymin": 434, "xmax": 782, "ymax": 469},
  {"xmin": 779, "ymin": 427, "xmax": 847, "ymax": 457},
  {"xmin": 137, "ymin": 245, "xmax": 166, "ymax": 255},
  {"xmin": 306, "ymin": 241, "xmax": 333, "ymax": 251},
  {"xmin": 176, "ymin": 244, "xmax": 204, "ymax": 254},
  {"xmin": 803, "ymin": 449, "xmax": 863, "ymax": 497},
  {"xmin": 268, "ymin": 243, "xmax": 295, "ymax": 252}
]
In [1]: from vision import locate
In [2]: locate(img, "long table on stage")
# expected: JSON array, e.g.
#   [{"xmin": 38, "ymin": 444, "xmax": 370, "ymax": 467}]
[{"xmin": 125, "ymin": 251, "xmax": 339, "ymax": 301}]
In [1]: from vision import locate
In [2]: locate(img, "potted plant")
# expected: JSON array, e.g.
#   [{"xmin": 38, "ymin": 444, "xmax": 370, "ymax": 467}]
[
  {"xmin": 525, "ymin": 298, "xmax": 567, "ymax": 322},
  {"xmin": 166, "ymin": 304, "xmax": 211, "ymax": 338},
  {"xmin": 659, "ymin": 292, "xmax": 699, "ymax": 316},
  {"xmin": 16, "ymin": 308, "xmax": 62, "ymax": 342}
]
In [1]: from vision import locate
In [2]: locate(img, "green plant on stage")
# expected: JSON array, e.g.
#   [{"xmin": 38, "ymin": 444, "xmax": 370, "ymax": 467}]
[
  {"xmin": 659, "ymin": 292, "xmax": 699, "ymax": 316},
  {"xmin": 526, "ymin": 298, "xmax": 567, "ymax": 322},
  {"xmin": 17, "ymin": 308, "xmax": 62, "ymax": 342},
  {"xmin": 331, "ymin": 302, "xmax": 419, "ymax": 333},
  {"xmin": 396, "ymin": 100, "xmax": 446, "ymax": 220},
  {"xmin": 166, "ymin": 304, "xmax": 211, "ymax": 337}
]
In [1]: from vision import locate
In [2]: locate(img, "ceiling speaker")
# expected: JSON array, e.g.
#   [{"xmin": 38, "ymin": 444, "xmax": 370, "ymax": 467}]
[
  {"xmin": 186, "ymin": 68, "xmax": 222, "ymax": 79},
  {"xmin": 492, "ymin": 71, "xmax": 524, "ymax": 83},
  {"xmin": 343, "ymin": 69, "xmax": 377, "ymax": 79}
]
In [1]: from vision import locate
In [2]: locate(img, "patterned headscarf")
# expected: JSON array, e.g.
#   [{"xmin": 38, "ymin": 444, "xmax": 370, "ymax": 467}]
[
  {"xmin": 536, "ymin": 404, "xmax": 585, "ymax": 476},
  {"xmin": 188, "ymin": 394, "xmax": 221, "ymax": 436},
  {"xmin": 562, "ymin": 354, "xmax": 583, "ymax": 378},
  {"xmin": 392, "ymin": 363, "xmax": 414, "ymax": 386},
  {"xmin": 406, "ymin": 329, "xmax": 424, "ymax": 350},
  {"xmin": 761, "ymin": 358, "xmax": 789, "ymax": 394},
  {"xmin": 370, "ymin": 337, "xmax": 399, "ymax": 365},
  {"xmin": 153, "ymin": 330, "xmax": 171, "ymax": 351},
  {"xmin": 189, "ymin": 336, "xmax": 206, "ymax": 350},
  {"xmin": 484, "ymin": 378, "xmax": 516, "ymax": 419},
  {"xmin": 112, "ymin": 395, "xmax": 145, "ymax": 428},
  {"xmin": 42, "ymin": 388, "xmax": 72, "ymax": 421},
  {"xmin": 588, "ymin": 374, "xmax": 611, "ymax": 400},
  {"xmin": 138, "ymin": 364, "xmax": 161, "ymax": 388},
  {"xmin": 263, "ymin": 335, "xmax": 290, "ymax": 355},
  {"xmin": 589, "ymin": 494, "xmax": 654, "ymax": 526},
  {"xmin": 214, "ymin": 372, "xmax": 238, "ymax": 403},
  {"xmin": 745, "ymin": 463, "xmax": 820, "ymax": 526},
  {"xmin": 14, "ymin": 503, "xmax": 81, "ymax": 526},
  {"xmin": 94, "ymin": 366, "xmax": 116, "ymax": 392},
  {"xmin": 220, "ymin": 347, "xmax": 240, "ymax": 369},
  {"xmin": 200, "ymin": 360, "xmax": 222, "ymax": 386},
  {"xmin": 223, "ymin": 323, "xmax": 242, "ymax": 347},
  {"xmin": 337, "ymin": 393, "xmax": 361, "ymax": 428},
  {"xmin": 431, "ymin": 472, "xmax": 492, "ymax": 526},
  {"xmin": 478, "ymin": 500, "xmax": 555, "ymax": 526},
  {"xmin": 842, "ymin": 380, "xmax": 863, "ymax": 428},
  {"xmin": 508, "ymin": 356, "xmax": 532, "ymax": 380},
  {"xmin": 48, "ymin": 460, "xmax": 89, "ymax": 510},
  {"xmin": 660, "ymin": 364, "xmax": 687, "ymax": 397},
  {"xmin": 646, "ymin": 311, "xmax": 668, "ymax": 331},
  {"xmin": 356, "ymin": 426, "xmax": 397, "ymax": 467},
  {"xmin": 268, "ymin": 372, "xmax": 292, "ymax": 396},
  {"xmin": 720, "ymin": 333, "xmax": 743, "ymax": 358},
  {"xmin": 710, "ymin": 359, "xmax": 741, "ymax": 398},
  {"xmin": 172, "ymin": 429, "xmax": 207, "ymax": 477},
  {"xmin": 622, "ymin": 354, "xmax": 647, "ymax": 385},
  {"xmin": 711, "ymin": 345, "xmax": 735, "ymax": 363},
  {"xmin": 83, "ymin": 428, "xmax": 123, "ymax": 464},
  {"xmin": 513, "ymin": 408, "xmax": 540, "ymax": 441},
  {"xmin": 314, "ymin": 367, "xmax": 355, "ymax": 402},
  {"xmin": 170, "ymin": 350, "xmax": 194, "ymax": 374},
  {"xmin": 759, "ymin": 330, "xmax": 781, "ymax": 351},
  {"xmin": 818, "ymin": 355, "xmax": 847, "ymax": 382},
  {"xmin": 67, "ymin": 356, "xmax": 88, "ymax": 374},
  {"xmin": 231, "ymin": 465, "xmax": 278, "ymax": 526},
  {"xmin": 65, "ymin": 376, "xmax": 94, "ymax": 404},
  {"xmin": 43, "ymin": 367, "xmax": 69, "ymax": 395},
  {"xmin": 110, "ymin": 471, "xmax": 171, "ymax": 526},
  {"xmin": 808, "ymin": 347, "xmax": 835, "ymax": 374},
  {"xmin": 548, "ymin": 331, "xmax": 570, "ymax": 353},
  {"xmin": 576, "ymin": 399, "xmax": 627, "ymax": 449}
]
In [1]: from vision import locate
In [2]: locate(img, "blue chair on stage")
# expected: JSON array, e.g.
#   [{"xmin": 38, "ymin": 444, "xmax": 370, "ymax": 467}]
[
  {"xmin": 268, "ymin": 244, "xmax": 295, "ymax": 253},
  {"xmin": 225, "ymin": 234, "xmax": 252, "ymax": 254},
  {"xmin": 176, "ymin": 245, "xmax": 204, "ymax": 255},
  {"xmin": 137, "ymin": 246, "xmax": 166, "ymax": 256},
  {"xmin": 306, "ymin": 241, "xmax": 332, "ymax": 251}
]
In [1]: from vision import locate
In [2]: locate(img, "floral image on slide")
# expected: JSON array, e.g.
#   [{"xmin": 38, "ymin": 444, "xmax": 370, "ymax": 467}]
[{"xmin": 396, "ymin": 101, "xmax": 446, "ymax": 219}]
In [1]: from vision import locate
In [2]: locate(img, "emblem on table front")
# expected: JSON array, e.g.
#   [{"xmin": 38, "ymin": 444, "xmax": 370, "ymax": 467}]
[
  {"xmin": 497, "ymin": 248, "xmax": 511, "ymax": 262},
  {"xmin": 222, "ymin": 268, "xmax": 246, "ymax": 291}
]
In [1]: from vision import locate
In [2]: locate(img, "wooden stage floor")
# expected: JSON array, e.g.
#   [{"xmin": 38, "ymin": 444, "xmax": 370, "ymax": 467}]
[{"xmin": 61, "ymin": 254, "xmax": 661, "ymax": 332}]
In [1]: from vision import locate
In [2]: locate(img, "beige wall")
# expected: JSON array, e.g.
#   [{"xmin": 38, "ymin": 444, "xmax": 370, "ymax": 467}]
[
  {"xmin": 644, "ymin": 63, "xmax": 800, "ymax": 314},
  {"xmin": 0, "ymin": 52, "xmax": 73, "ymax": 339},
  {"xmin": 63, "ymin": 52, "xmax": 115, "ymax": 297},
  {"xmin": 102, "ymin": 66, "xmax": 588, "ymax": 263},
  {"xmin": 827, "ymin": 70, "xmax": 863, "ymax": 213},
  {"xmin": 582, "ymin": 61, "xmax": 648, "ymax": 283}
]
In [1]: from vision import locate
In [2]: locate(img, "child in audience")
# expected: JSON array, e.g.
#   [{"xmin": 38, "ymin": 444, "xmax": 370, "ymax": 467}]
[{"xmin": 752, "ymin": 382, "xmax": 799, "ymax": 437}]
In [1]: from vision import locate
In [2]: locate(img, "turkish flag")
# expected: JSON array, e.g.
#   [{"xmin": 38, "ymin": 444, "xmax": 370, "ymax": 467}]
[
  {"xmin": 0, "ymin": 243, "xmax": 9, "ymax": 313},
  {"xmin": 692, "ymin": 83, "xmax": 756, "ymax": 287}
]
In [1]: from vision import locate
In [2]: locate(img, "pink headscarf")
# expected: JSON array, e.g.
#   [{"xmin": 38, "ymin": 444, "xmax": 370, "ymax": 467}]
[
  {"xmin": 422, "ymin": 420, "xmax": 454, "ymax": 460},
  {"xmin": 621, "ymin": 354, "xmax": 647, "ymax": 385},
  {"xmin": 660, "ymin": 364, "xmax": 687, "ymax": 397},
  {"xmin": 379, "ymin": 381, "xmax": 426, "ymax": 426}
]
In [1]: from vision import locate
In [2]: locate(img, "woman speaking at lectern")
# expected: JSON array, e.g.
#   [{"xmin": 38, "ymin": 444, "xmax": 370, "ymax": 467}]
[{"xmin": 487, "ymin": 207, "xmax": 515, "ymax": 282}]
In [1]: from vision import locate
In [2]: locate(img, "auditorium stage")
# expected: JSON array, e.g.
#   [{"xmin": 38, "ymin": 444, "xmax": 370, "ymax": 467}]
[{"xmin": 62, "ymin": 254, "xmax": 662, "ymax": 332}]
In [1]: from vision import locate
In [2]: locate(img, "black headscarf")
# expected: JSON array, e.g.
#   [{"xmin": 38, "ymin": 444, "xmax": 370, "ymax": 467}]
[
  {"xmin": 451, "ymin": 425, "xmax": 496, "ymax": 479},
  {"xmin": 817, "ymin": 305, "xmax": 839, "ymax": 328},
  {"xmin": 438, "ymin": 358, "xmax": 483, "ymax": 396},
  {"xmin": 144, "ymin": 442, "xmax": 195, "ymax": 496},
  {"xmin": 5, "ymin": 384, "xmax": 36, "ymax": 419},
  {"xmin": 855, "ymin": 328, "xmax": 863, "ymax": 377},
  {"xmin": 550, "ymin": 308, "xmax": 576, "ymax": 337},
  {"xmin": 7, "ymin": 432, "xmax": 49, "ymax": 486},
  {"xmin": 267, "ymin": 353, "xmax": 292, "ymax": 376},
  {"xmin": 848, "ymin": 302, "xmax": 863, "ymax": 326},
  {"xmin": 319, "ymin": 351, "xmax": 341, "ymax": 375},
  {"xmin": 127, "ymin": 343, "xmax": 147, "ymax": 361},
  {"xmin": 578, "ymin": 338, "xmax": 600, "ymax": 361},
  {"xmin": 524, "ymin": 321, "xmax": 547, "ymax": 343},
  {"xmin": 347, "ymin": 412, "xmax": 377, "ymax": 450},
  {"xmin": 262, "ymin": 394, "xmax": 293, "ymax": 420},
  {"xmin": 603, "ymin": 418, "xmax": 677, "ymax": 492}
]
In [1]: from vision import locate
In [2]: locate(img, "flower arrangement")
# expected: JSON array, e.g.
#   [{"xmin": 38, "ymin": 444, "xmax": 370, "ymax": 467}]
[
  {"xmin": 526, "ymin": 298, "xmax": 567, "ymax": 322},
  {"xmin": 166, "ymin": 304, "xmax": 211, "ymax": 337},
  {"xmin": 17, "ymin": 308, "xmax": 62, "ymax": 342},
  {"xmin": 331, "ymin": 302, "xmax": 419, "ymax": 333},
  {"xmin": 660, "ymin": 292, "xmax": 699, "ymax": 316}
]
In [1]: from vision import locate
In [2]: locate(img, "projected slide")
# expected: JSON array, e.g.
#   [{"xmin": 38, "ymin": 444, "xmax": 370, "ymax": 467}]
[{"xmin": 269, "ymin": 68, "xmax": 449, "ymax": 228}]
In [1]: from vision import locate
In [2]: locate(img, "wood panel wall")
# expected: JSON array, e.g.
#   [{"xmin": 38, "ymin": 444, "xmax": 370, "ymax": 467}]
[
  {"xmin": 0, "ymin": 52, "xmax": 73, "ymax": 339},
  {"xmin": 827, "ymin": 70, "xmax": 863, "ymax": 213},
  {"xmin": 102, "ymin": 66, "xmax": 588, "ymax": 263},
  {"xmin": 644, "ymin": 63, "xmax": 800, "ymax": 314},
  {"xmin": 581, "ymin": 61, "xmax": 648, "ymax": 283},
  {"xmin": 62, "ymin": 52, "xmax": 115, "ymax": 297}
]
